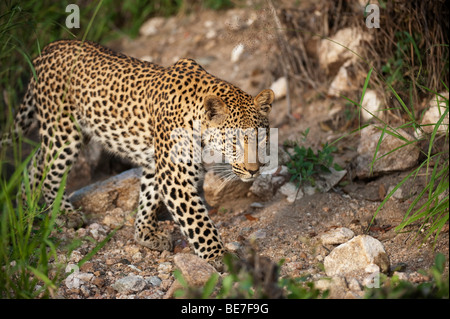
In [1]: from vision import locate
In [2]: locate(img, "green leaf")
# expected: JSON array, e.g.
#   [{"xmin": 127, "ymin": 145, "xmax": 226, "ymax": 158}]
[{"xmin": 201, "ymin": 273, "xmax": 220, "ymax": 299}]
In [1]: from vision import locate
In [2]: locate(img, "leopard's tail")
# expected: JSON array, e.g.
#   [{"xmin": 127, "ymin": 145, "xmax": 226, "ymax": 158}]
[{"xmin": 1, "ymin": 80, "xmax": 37, "ymax": 149}]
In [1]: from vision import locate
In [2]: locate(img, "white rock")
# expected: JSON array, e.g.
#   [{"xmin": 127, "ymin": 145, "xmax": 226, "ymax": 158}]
[
  {"xmin": 356, "ymin": 125, "xmax": 419, "ymax": 178},
  {"xmin": 328, "ymin": 61, "xmax": 352, "ymax": 97},
  {"xmin": 278, "ymin": 165, "xmax": 290, "ymax": 176},
  {"xmin": 320, "ymin": 227, "xmax": 355, "ymax": 245},
  {"xmin": 64, "ymin": 264, "xmax": 93, "ymax": 290},
  {"xmin": 421, "ymin": 92, "xmax": 449, "ymax": 134},
  {"xmin": 348, "ymin": 278, "xmax": 363, "ymax": 291},
  {"xmin": 158, "ymin": 262, "xmax": 172, "ymax": 273},
  {"xmin": 204, "ymin": 20, "xmax": 214, "ymax": 28},
  {"xmin": 140, "ymin": 55, "xmax": 153, "ymax": 63},
  {"xmin": 205, "ymin": 29, "xmax": 217, "ymax": 39},
  {"xmin": 132, "ymin": 251, "xmax": 143, "ymax": 262},
  {"xmin": 319, "ymin": 27, "xmax": 372, "ymax": 72},
  {"xmin": 365, "ymin": 263, "xmax": 380, "ymax": 274},
  {"xmin": 246, "ymin": 12, "xmax": 257, "ymax": 27},
  {"xmin": 279, "ymin": 182, "xmax": 303, "ymax": 203},
  {"xmin": 324, "ymin": 235, "xmax": 390, "ymax": 277},
  {"xmin": 315, "ymin": 167, "xmax": 347, "ymax": 193},
  {"xmin": 387, "ymin": 185, "xmax": 403, "ymax": 200},
  {"xmin": 112, "ymin": 275, "xmax": 147, "ymax": 293},
  {"xmin": 65, "ymin": 274, "xmax": 81, "ymax": 290},
  {"xmin": 225, "ymin": 242, "xmax": 242, "ymax": 252},
  {"xmin": 393, "ymin": 271, "xmax": 408, "ymax": 281},
  {"xmin": 231, "ymin": 43, "xmax": 245, "ymax": 63},
  {"xmin": 314, "ymin": 278, "xmax": 332, "ymax": 291},
  {"xmin": 361, "ymin": 90, "xmax": 382, "ymax": 121},
  {"xmin": 249, "ymin": 229, "xmax": 266, "ymax": 240},
  {"xmin": 88, "ymin": 223, "xmax": 106, "ymax": 240},
  {"xmin": 314, "ymin": 276, "xmax": 348, "ymax": 297},
  {"xmin": 139, "ymin": 17, "xmax": 166, "ymax": 36},
  {"xmin": 362, "ymin": 271, "xmax": 381, "ymax": 289},
  {"xmin": 270, "ymin": 77, "xmax": 288, "ymax": 100},
  {"xmin": 69, "ymin": 250, "xmax": 83, "ymax": 263},
  {"xmin": 303, "ymin": 185, "xmax": 316, "ymax": 196}
]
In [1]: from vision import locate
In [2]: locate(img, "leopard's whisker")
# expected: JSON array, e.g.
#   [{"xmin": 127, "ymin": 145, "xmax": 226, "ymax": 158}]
[{"xmin": 217, "ymin": 171, "xmax": 239, "ymax": 192}]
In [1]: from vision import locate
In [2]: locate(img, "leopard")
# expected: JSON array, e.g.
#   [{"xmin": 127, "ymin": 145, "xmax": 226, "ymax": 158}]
[{"xmin": 9, "ymin": 39, "xmax": 275, "ymax": 263}]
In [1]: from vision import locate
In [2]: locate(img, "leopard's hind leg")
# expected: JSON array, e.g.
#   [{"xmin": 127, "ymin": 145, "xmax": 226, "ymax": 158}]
[{"xmin": 27, "ymin": 106, "xmax": 86, "ymax": 228}]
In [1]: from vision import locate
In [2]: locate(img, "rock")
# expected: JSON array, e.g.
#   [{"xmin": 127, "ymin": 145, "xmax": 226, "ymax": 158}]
[
  {"xmin": 231, "ymin": 43, "xmax": 245, "ymax": 62},
  {"xmin": 225, "ymin": 242, "xmax": 242, "ymax": 252},
  {"xmin": 103, "ymin": 207, "xmax": 134, "ymax": 227},
  {"xmin": 361, "ymin": 90, "xmax": 382, "ymax": 121},
  {"xmin": 327, "ymin": 60, "xmax": 353, "ymax": 97},
  {"xmin": 249, "ymin": 229, "xmax": 266, "ymax": 240},
  {"xmin": 249, "ymin": 174, "xmax": 274, "ymax": 201},
  {"xmin": 112, "ymin": 275, "xmax": 147, "ymax": 293},
  {"xmin": 314, "ymin": 276, "xmax": 348, "ymax": 298},
  {"xmin": 157, "ymin": 262, "xmax": 172, "ymax": 273},
  {"xmin": 355, "ymin": 125, "xmax": 420, "ymax": 178},
  {"xmin": 205, "ymin": 29, "xmax": 217, "ymax": 40},
  {"xmin": 69, "ymin": 168, "xmax": 141, "ymax": 216},
  {"xmin": 64, "ymin": 264, "xmax": 94, "ymax": 290},
  {"xmin": 279, "ymin": 182, "xmax": 303, "ymax": 203},
  {"xmin": 92, "ymin": 277, "xmax": 105, "ymax": 288},
  {"xmin": 68, "ymin": 250, "xmax": 83, "ymax": 263},
  {"xmin": 250, "ymin": 202, "xmax": 264, "ymax": 208},
  {"xmin": 365, "ymin": 263, "xmax": 380, "ymax": 274},
  {"xmin": 386, "ymin": 185, "xmax": 404, "ymax": 200},
  {"xmin": 146, "ymin": 276, "xmax": 162, "ymax": 287},
  {"xmin": 318, "ymin": 27, "xmax": 372, "ymax": 75},
  {"xmin": 362, "ymin": 271, "xmax": 381, "ymax": 289},
  {"xmin": 140, "ymin": 55, "xmax": 153, "ymax": 63},
  {"xmin": 420, "ymin": 92, "xmax": 449, "ymax": 134},
  {"xmin": 87, "ymin": 223, "xmax": 107, "ymax": 241},
  {"xmin": 324, "ymin": 235, "xmax": 390, "ymax": 277},
  {"xmin": 348, "ymin": 278, "xmax": 363, "ymax": 292},
  {"xmin": 173, "ymin": 253, "xmax": 219, "ymax": 287},
  {"xmin": 270, "ymin": 77, "xmax": 288, "ymax": 100},
  {"xmin": 314, "ymin": 167, "xmax": 347, "ymax": 193},
  {"xmin": 320, "ymin": 227, "xmax": 355, "ymax": 245},
  {"xmin": 139, "ymin": 17, "xmax": 166, "ymax": 36},
  {"xmin": 131, "ymin": 251, "xmax": 143, "ymax": 262},
  {"xmin": 392, "ymin": 271, "xmax": 408, "ymax": 281},
  {"xmin": 203, "ymin": 170, "xmax": 251, "ymax": 207},
  {"xmin": 278, "ymin": 148, "xmax": 293, "ymax": 166}
]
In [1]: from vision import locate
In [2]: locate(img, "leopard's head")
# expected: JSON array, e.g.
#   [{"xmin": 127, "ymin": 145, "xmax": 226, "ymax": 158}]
[{"xmin": 203, "ymin": 88, "xmax": 275, "ymax": 182}]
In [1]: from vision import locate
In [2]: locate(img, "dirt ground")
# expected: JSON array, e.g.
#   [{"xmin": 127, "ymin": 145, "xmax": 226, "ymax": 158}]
[{"xmin": 56, "ymin": 6, "xmax": 448, "ymax": 299}]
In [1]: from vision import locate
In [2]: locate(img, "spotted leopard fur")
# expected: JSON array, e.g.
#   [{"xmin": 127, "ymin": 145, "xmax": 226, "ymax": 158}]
[{"xmin": 11, "ymin": 40, "xmax": 274, "ymax": 262}]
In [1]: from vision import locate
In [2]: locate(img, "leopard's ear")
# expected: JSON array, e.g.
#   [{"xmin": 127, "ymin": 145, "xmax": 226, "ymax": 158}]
[
  {"xmin": 204, "ymin": 95, "xmax": 228, "ymax": 126},
  {"xmin": 254, "ymin": 89, "xmax": 274, "ymax": 116}
]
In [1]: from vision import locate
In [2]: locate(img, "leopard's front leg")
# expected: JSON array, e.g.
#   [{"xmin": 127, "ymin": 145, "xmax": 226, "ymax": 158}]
[{"xmin": 159, "ymin": 163, "xmax": 225, "ymax": 262}]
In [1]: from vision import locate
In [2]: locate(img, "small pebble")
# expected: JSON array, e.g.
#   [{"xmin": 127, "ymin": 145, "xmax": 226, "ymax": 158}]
[{"xmin": 146, "ymin": 276, "xmax": 162, "ymax": 287}]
